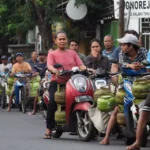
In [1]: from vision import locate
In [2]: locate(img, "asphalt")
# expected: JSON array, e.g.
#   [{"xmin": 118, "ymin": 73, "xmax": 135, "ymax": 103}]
[{"xmin": 0, "ymin": 108, "xmax": 150, "ymax": 150}]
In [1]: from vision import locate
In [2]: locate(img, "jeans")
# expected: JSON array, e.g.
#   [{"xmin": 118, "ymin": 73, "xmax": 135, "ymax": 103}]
[{"xmin": 46, "ymin": 81, "xmax": 57, "ymax": 130}]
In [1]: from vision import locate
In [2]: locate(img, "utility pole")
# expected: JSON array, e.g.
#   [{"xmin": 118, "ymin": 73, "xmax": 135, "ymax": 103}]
[{"xmin": 119, "ymin": 0, "xmax": 125, "ymax": 37}]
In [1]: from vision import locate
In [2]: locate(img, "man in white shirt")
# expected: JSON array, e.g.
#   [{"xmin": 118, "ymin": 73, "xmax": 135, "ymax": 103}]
[{"xmin": 0, "ymin": 55, "xmax": 12, "ymax": 72}]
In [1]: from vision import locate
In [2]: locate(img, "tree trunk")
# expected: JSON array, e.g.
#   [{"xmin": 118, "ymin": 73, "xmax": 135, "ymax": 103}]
[
  {"xmin": 38, "ymin": 22, "xmax": 53, "ymax": 50},
  {"xmin": 17, "ymin": 32, "xmax": 25, "ymax": 44},
  {"xmin": 30, "ymin": 1, "xmax": 54, "ymax": 50}
]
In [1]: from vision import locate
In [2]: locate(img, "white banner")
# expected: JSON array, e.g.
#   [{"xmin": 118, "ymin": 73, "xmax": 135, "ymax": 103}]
[{"xmin": 114, "ymin": 0, "xmax": 150, "ymax": 19}]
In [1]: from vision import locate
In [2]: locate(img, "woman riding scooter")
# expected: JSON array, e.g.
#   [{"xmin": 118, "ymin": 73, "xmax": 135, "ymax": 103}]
[{"xmin": 44, "ymin": 31, "xmax": 94, "ymax": 139}]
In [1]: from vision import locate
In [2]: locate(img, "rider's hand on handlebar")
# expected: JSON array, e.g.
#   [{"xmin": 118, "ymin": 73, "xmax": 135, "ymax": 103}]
[
  {"xmin": 127, "ymin": 63, "xmax": 144, "ymax": 71},
  {"xmin": 4, "ymin": 68, "xmax": 9, "ymax": 72},
  {"xmin": 10, "ymin": 72, "xmax": 15, "ymax": 77},
  {"xmin": 52, "ymin": 68, "xmax": 60, "ymax": 76},
  {"xmin": 32, "ymin": 72, "xmax": 39, "ymax": 77},
  {"xmin": 87, "ymin": 68, "xmax": 96, "ymax": 75}
]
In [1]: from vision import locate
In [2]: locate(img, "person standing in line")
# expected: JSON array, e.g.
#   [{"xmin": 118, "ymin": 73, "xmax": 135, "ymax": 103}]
[
  {"xmin": 69, "ymin": 40, "xmax": 86, "ymax": 64},
  {"xmin": 0, "ymin": 55, "xmax": 12, "ymax": 73},
  {"xmin": 28, "ymin": 52, "xmax": 47, "ymax": 115},
  {"xmin": 26, "ymin": 51, "xmax": 38, "ymax": 72},
  {"xmin": 102, "ymin": 35, "xmax": 116, "ymax": 59}
]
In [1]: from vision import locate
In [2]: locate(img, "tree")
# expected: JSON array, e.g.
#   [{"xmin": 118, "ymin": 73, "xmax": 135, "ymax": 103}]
[
  {"xmin": 0, "ymin": 0, "xmax": 112, "ymax": 49},
  {"xmin": 0, "ymin": 0, "xmax": 35, "ymax": 44},
  {"xmin": 0, "ymin": 0, "xmax": 62, "ymax": 47},
  {"xmin": 25, "ymin": 0, "xmax": 63, "ymax": 49}
]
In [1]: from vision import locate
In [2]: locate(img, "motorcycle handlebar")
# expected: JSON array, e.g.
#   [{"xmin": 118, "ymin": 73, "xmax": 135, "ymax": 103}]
[
  {"xmin": 51, "ymin": 69, "xmax": 90, "ymax": 76},
  {"xmin": 14, "ymin": 73, "xmax": 33, "ymax": 78},
  {"xmin": 94, "ymin": 71, "xmax": 150, "ymax": 78},
  {"xmin": 121, "ymin": 72, "xmax": 150, "ymax": 77},
  {"xmin": 94, "ymin": 72, "xmax": 121, "ymax": 78}
]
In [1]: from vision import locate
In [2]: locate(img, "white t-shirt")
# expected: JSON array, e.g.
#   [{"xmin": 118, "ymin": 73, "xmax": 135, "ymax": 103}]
[{"xmin": 0, "ymin": 63, "xmax": 12, "ymax": 72}]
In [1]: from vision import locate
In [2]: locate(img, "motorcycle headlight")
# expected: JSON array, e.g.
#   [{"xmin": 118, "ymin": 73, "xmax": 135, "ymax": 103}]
[{"xmin": 73, "ymin": 77, "xmax": 87, "ymax": 92}]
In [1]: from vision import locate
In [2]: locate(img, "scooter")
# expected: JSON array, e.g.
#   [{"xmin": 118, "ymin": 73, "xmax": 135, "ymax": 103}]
[
  {"xmin": 52, "ymin": 64, "xmax": 94, "ymax": 141},
  {"xmin": 33, "ymin": 65, "xmax": 50, "ymax": 118},
  {"xmin": 116, "ymin": 67, "xmax": 150, "ymax": 147},
  {"xmin": 14, "ymin": 72, "xmax": 33, "ymax": 113},
  {"xmin": 131, "ymin": 75, "xmax": 150, "ymax": 136},
  {"xmin": 0, "ymin": 71, "xmax": 15, "ymax": 108},
  {"xmin": 130, "ymin": 62, "xmax": 150, "ymax": 138},
  {"xmin": 0, "ymin": 71, "xmax": 9, "ymax": 108}
]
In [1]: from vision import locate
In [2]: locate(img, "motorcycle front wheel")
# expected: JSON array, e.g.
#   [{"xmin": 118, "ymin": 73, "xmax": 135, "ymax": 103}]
[
  {"xmin": 20, "ymin": 86, "xmax": 27, "ymax": 113},
  {"xmin": 1, "ymin": 87, "xmax": 6, "ymax": 109},
  {"xmin": 76, "ymin": 111, "xmax": 94, "ymax": 142},
  {"xmin": 52, "ymin": 129, "xmax": 63, "ymax": 138}
]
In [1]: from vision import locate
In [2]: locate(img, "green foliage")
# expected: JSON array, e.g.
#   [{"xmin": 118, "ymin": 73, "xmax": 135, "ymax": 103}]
[
  {"xmin": 76, "ymin": 0, "xmax": 104, "ymax": 9},
  {"xmin": 0, "ymin": 4, "xmax": 7, "ymax": 13},
  {"xmin": 0, "ymin": 0, "xmax": 35, "ymax": 42},
  {"xmin": 0, "ymin": 0, "xmax": 108, "ymax": 44}
]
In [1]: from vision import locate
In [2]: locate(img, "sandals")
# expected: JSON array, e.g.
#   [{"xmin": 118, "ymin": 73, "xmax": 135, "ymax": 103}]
[
  {"xmin": 28, "ymin": 112, "xmax": 36, "ymax": 115},
  {"xmin": 99, "ymin": 139, "xmax": 110, "ymax": 145},
  {"xmin": 126, "ymin": 145, "xmax": 140, "ymax": 150},
  {"xmin": 6, "ymin": 108, "xmax": 11, "ymax": 112},
  {"xmin": 43, "ymin": 134, "xmax": 51, "ymax": 139}
]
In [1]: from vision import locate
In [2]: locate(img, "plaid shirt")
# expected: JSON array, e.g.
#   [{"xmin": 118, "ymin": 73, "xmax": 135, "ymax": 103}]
[{"xmin": 119, "ymin": 47, "xmax": 148, "ymax": 67}]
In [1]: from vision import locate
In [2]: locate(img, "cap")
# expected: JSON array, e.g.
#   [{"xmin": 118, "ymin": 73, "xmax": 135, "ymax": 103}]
[
  {"xmin": 1, "ymin": 55, "xmax": 7, "ymax": 60},
  {"xmin": 16, "ymin": 53, "xmax": 23, "ymax": 57},
  {"xmin": 117, "ymin": 34, "xmax": 139, "ymax": 46},
  {"xmin": 38, "ymin": 52, "xmax": 47, "ymax": 56}
]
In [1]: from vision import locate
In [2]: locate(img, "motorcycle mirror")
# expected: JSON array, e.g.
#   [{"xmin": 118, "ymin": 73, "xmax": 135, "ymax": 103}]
[
  {"xmin": 109, "ymin": 58, "xmax": 118, "ymax": 64},
  {"xmin": 142, "ymin": 60, "xmax": 150, "ymax": 66},
  {"xmin": 54, "ymin": 63, "xmax": 63, "ymax": 69}
]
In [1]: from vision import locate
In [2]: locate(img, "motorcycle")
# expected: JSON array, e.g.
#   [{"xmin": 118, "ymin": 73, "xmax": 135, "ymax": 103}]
[
  {"xmin": 131, "ymin": 75, "xmax": 150, "ymax": 136},
  {"xmin": 130, "ymin": 62, "xmax": 150, "ymax": 140},
  {"xmin": 90, "ymin": 70, "xmax": 120, "ymax": 137},
  {"xmin": 33, "ymin": 65, "xmax": 50, "ymax": 118},
  {"xmin": 115, "ymin": 63, "xmax": 150, "ymax": 147},
  {"xmin": 0, "ymin": 71, "xmax": 9, "ymax": 108},
  {"xmin": 52, "ymin": 64, "xmax": 94, "ymax": 141},
  {"xmin": 14, "ymin": 72, "xmax": 33, "ymax": 113},
  {"xmin": 41, "ymin": 78, "xmax": 50, "ymax": 119}
]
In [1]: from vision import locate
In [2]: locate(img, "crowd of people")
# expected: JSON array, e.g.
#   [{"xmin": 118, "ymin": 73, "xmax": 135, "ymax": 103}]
[{"xmin": 0, "ymin": 29, "xmax": 150, "ymax": 150}]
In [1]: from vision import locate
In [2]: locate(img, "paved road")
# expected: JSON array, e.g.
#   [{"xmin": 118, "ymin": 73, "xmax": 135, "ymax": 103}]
[{"xmin": 0, "ymin": 109, "xmax": 150, "ymax": 150}]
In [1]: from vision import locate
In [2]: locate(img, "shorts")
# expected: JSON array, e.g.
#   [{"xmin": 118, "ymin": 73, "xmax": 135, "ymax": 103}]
[
  {"xmin": 11, "ymin": 84, "xmax": 15, "ymax": 96},
  {"xmin": 142, "ymin": 92, "xmax": 150, "ymax": 112}
]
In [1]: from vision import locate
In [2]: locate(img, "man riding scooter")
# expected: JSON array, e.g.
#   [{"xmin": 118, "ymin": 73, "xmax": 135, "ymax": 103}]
[
  {"xmin": 100, "ymin": 34, "xmax": 147, "ymax": 145},
  {"xmin": 6, "ymin": 53, "xmax": 32, "ymax": 112}
]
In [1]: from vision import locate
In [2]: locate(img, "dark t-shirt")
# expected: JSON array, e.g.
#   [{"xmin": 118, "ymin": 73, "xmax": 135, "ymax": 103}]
[
  {"xmin": 26, "ymin": 59, "xmax": 38, "ymax": 72},
  {"xmin": 84, "ymin": 55, "xmax": 110, "ymax": 71},
  {"xmin": 34, "ymin": 63, "xmax": 47, "ymax": 79}
]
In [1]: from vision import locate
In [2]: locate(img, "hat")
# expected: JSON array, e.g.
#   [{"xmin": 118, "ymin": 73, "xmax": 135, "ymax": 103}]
[
  {"xmin": 117, "ymin": 34, "xmax": 139, "ymax": 46},
  {"xmin": 16, "ymin": 52, "xmax": 23, "ymax": 57},
  {"xmin": 38, "ymin": 52, "xmax": 47, "ymax": 56},
  {"xmin": 1, "ymin": 55, "xmax": 7, "ymax": 60}
]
